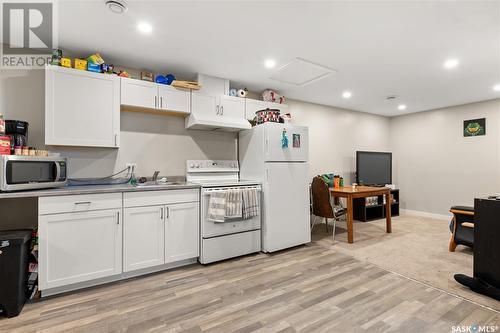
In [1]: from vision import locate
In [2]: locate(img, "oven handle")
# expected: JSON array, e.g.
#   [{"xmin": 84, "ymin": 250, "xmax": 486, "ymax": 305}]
[{"xmin": 202, "ymin": 186, "xmax": 261, "ymax": 195}]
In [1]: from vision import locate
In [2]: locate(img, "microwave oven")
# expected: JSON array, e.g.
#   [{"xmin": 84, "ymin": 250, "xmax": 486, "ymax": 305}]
[{"xmin": 0, "ymin": 155, "xmax": 68, "ymax": 192}]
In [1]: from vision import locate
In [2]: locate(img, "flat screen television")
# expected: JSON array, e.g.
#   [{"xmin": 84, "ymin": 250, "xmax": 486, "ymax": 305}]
[{"xmin": 356, "ymin": 151, "xmax": 392, "ymax": 186}]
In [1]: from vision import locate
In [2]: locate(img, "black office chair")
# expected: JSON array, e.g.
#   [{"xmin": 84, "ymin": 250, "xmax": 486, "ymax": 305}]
[{"xmin": 449, "ymin": 205, "xmax": 474, "ymax": 251}]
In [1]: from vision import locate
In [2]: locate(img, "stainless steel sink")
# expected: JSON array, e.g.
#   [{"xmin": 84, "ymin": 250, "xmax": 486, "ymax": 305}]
[{"xmin": 135, "ymin": 181, "xmax": 184, "ymax": 187}]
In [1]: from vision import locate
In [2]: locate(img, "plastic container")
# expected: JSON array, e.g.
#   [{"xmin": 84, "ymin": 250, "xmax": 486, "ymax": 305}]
[{"xmin": 0, "ymin": 230, "xmax": 32, "ymax": 318}]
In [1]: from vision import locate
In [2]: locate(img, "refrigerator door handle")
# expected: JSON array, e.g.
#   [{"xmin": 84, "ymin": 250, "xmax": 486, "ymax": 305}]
[{"xmin": 266, "ymin": 169, "xmax": 269, "ymax": 183}]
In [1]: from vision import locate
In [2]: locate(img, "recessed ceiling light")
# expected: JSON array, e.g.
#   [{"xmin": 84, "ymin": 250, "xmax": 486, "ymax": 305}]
[
  {"xmin": 342, "ymin": 91, "xmax": 352, "ymax": 99},
  {"xmin": 493, "ymin": 84, "xmax": 500, "ymax": 92},
  {"xmin": 398, "ymin": 104, "xmax": 407, "ymax": 111},
  {"xmin": 264, "ymin": 59, "xmax": 276, "ymax": 69},
  {"xmin": 443, "ymin": 58, "xmax": 459, "ymax": 69},
  {"xmin": 105, "ymin": 0, "xmax": 127, "ymax": 14},
  {"xmin": 137, "ymin": 22, "xmax": 153, "ymax": 34}
]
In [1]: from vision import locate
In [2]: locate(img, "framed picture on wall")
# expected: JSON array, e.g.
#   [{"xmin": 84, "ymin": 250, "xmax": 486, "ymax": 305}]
[{"xmin": 464, "ymin": 118, "xmax": 486, "ymax": 137}]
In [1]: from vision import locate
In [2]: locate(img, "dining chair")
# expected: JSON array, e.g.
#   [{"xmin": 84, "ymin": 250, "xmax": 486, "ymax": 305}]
[{"xmin": 311, "ymin": 176, "xmax": 347, "ymax": 241}]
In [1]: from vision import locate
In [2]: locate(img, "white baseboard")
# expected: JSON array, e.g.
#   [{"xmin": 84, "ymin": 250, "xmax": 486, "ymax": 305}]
[{"xmin": 401, "ymin": 209, "xmax": 451, "ymax": 221}]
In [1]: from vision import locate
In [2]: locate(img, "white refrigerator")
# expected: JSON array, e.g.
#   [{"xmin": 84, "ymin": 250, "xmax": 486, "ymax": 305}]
[{"xmin": 239, "ymin": 122, "xmax": 310, "ymax": 252}]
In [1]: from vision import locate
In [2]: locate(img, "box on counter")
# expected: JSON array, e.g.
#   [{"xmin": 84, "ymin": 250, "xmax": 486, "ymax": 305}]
[{"xmin": 0, "ymin": 136, "xmax": 11, "ymax": 155}]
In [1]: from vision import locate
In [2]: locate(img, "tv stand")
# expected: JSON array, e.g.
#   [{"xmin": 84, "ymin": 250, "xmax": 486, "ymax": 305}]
[{"xmin": 353, "ymin": 189, "xmax": 399, "ymax": 222}]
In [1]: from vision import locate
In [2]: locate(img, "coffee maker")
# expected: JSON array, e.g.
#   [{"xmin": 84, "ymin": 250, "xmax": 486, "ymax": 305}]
[{"xmin": 5, "ymin": 120, "xmax": 29, "ymax": 154}]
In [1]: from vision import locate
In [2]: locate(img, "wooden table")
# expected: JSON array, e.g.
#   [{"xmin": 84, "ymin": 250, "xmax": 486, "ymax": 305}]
[{"xmin": 330, "ymin": 186, "xmax": 392, "ymax": 243}]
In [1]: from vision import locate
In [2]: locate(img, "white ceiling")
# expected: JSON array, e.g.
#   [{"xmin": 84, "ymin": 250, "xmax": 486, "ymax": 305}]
[{"xmin": 57, "ymin": 0, "xmax": 500, "ymax": 116}]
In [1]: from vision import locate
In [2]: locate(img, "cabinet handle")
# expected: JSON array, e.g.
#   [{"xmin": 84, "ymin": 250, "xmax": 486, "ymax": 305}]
[
  {"xmin": 166, "ymin": 207, "xmax": 170, "ymax": 219},
  {"xmin": 216, "ymin": 105, "xmax": 220, "ymax": 115},
  {"xmin": 155, "ymin": 96, "xmax": 157, "ymax": 108},
  {"xmin": 160, "ymin": 97, "xmax": 163, "ymax": 109},
  {"xmin": 116, "ymin": 212, "xmax": 120, "ymax": 225},
  {"xmin": 114, "ymin": 134, "xmax": 117, "ymax": 147},
  {"xmin": 160, "ymin": 207, "xmax": 164, "ymax": 220},
  {"xmin": 221, "ymin": 105, "xmax": 224, "ymax": 115},
  {"xmin": 75, "ymin": 201, "xmax": 91, "ymax": 205}
]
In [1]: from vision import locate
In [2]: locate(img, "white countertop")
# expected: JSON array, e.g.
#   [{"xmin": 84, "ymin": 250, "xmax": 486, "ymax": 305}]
[{"xmin": 0, "ymin": 182, "xmax": 201, "ymax": 199}]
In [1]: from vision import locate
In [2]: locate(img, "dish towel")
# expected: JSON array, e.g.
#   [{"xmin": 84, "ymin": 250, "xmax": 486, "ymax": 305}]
[
  {"xmin": 225, "ymin": 189, "xmax": 243, "ymax": 219},
  {"xmin": 208, "ymin": 192, "xmax": 226, "ymax": 223},
  {"xmin": 242, "ymin": 188, "xmax": 260, "ymax": 219}
]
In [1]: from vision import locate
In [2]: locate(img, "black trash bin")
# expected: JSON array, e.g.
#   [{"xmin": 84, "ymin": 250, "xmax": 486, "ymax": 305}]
[{"xmin": 0, "ymin": 230, "xmax": 32, "ymax": 318}]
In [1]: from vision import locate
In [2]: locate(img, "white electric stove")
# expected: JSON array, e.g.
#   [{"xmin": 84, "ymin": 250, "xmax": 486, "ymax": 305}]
[{"xmin": 186, "ymin": 160, "xmax": 261, "ymax": 264}]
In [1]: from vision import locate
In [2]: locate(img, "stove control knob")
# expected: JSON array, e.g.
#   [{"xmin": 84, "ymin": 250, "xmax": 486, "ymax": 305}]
[{"xmin": 190, "ymin": 164, "xmax": 194, "ymax": 168}]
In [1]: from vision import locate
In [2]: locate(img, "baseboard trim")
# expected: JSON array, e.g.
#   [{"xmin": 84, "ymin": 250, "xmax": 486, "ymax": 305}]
[{"xmin": 401, "ymin": 209, "xmax": 450, "ymax": 221}]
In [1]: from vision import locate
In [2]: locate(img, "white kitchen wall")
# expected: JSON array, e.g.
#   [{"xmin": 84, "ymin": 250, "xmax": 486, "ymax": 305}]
[
  {"xmin": 0, "ymin": 69, "xmax": 391, "ymax": 182},
  {"xmin": 288, "ymin": 99, "xmax": 391, "ymax": 183},
  {"xmin": 390, "ymin": 99, "xmax": 500, "ymax": 215},
  {"xmin": 7, "ymin": 69, "xmax": 497, "ymax": 217},
  {"xmin": 0, "ymin": 69, "xmax": 237, "ymax": 178}
]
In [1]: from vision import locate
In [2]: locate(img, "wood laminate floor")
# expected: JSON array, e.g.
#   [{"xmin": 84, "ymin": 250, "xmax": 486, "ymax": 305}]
[{"xmin": 1, "ymin": 239, "xmax": 499, "ymax": 333}]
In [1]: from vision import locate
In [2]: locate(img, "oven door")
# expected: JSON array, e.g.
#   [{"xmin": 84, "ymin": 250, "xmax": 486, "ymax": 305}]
[
  {"xmin": 201, "ymin": 185, "xmax": 261, "ymax": 238},
  {"xmin": 1, "ymin": 156, "xmax": 67, "ymax": 191}
]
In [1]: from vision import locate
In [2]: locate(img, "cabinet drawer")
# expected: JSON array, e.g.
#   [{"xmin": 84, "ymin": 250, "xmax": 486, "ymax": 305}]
[
  {"xmin": 39, "ymin": 193, "xmax": 122, "ymax": 215},
  {"xmin": 124, "ymin": 189, "xmax": 199, "ymax": 208}
]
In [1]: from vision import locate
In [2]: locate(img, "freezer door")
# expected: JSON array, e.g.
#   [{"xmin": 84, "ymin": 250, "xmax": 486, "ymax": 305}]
[
  {"xmin": 263, "ymin": 162, "xmax": 310, "ymax": 252},
  {"xmin": 265, "ymin": 123, "xmax": 308, "ymax": 162}
]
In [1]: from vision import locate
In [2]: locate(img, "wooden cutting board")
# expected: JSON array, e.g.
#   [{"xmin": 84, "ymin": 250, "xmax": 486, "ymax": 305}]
[{"xmin": 171, "ymin": 80, "xmax": 201, "ymax": 90}]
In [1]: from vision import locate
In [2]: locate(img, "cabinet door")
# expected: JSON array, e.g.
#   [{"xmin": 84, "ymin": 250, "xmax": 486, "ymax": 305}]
[
  {"xmin": 123, "ymin": 206, "xmax": 165, "ymax": 272},
  {"xmin": 245, "ymin": 99, "xmax": 268, "ymax": 120},
  {"xmin": 165, "ymin": 202, "xmax": 199, "ymax": 263},
  {"xmin": 45, "ymin": 65, "xmax": 120, "ymax": 148},
  {"xmin": 191, "ymin": 92, "xmax": 219, "ymax": 119},
  {"xmin": 39, "ymin": 209, "xmax": 122, "ymax": 290},
  {"xmin": 220, "ymin": 95, "xmax": 245, "ymax": 119},
  {"xmin": 120, "ymin": 77, "xmax": 158, "ymax": 109},
  {"xmin": 158, "ymin": 85, "xmax": 191, "ymax": 114}
]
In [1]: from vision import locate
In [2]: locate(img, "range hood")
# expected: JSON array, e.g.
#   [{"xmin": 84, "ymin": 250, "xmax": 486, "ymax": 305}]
[{"xmin": 185, "ymin": 114, "xmax": 251, "ymax": 132}]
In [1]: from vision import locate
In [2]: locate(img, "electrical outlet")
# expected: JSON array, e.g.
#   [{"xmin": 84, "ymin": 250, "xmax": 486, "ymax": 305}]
[{"xmin": 126, "ymin": 163, "xmax": 137, "ymax": 174}]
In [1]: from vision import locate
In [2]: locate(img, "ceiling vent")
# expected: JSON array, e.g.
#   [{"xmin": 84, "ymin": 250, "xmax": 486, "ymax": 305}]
[
  {"xmin": 105, "ymin": 0, "xmax": 128, "ymax": 14},
  {"xmin": 269, "ymin": 58, "xmax": 336, "ymax": 86}
]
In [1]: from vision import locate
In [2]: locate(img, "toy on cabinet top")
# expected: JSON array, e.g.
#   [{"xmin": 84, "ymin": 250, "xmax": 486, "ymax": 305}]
[{"xmin": 262, "ymin": 89, "xmax": 285, "ymax": 104}]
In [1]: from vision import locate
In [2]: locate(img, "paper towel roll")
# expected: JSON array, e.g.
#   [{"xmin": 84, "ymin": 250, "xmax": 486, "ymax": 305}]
[{"xmin": 237, "ymin": 89, "xmax": 248, "ymax": 98}]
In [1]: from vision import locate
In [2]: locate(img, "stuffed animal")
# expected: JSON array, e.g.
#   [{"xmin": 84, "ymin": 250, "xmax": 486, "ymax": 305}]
[{"xmin": 262, "ymin": 89, "xmax": 285, "ymax": 104}]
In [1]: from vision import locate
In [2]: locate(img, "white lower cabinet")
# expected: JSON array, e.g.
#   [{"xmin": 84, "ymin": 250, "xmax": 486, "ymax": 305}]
[
  {"xmin": 165, "ymin": 202, "xmax": 199, "ymax": 263},
  {"xmin": 123, "ymin": 205, "xmax": 165, "ymax": 272},
  {"xmin": 39, "ymin": 189, "xmax": 200, "ymax": 294},
  {"xmin": 39, "ymin": 209, "xmax": 122, "ymax": 290}
]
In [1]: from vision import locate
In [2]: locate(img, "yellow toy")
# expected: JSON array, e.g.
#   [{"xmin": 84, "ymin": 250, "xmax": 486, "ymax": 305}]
[
  {"xmin": 74, "ymin": 59, "xmax": 87, "ymax": 70},
  {"xmin": 60, "ymin": 57, "xmax": 71, "ymax": 68}
]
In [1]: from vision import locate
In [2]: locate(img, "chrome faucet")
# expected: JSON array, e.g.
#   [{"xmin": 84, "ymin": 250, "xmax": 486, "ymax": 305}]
[{"xmin": 152, "ymin": 171, "xmax": 160, "ymax": 182}]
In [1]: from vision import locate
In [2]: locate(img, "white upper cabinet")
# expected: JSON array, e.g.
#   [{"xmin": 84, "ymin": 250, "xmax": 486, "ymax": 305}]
[
  {"xmin": 45, "ymin": 65, "xmax": 120, "ymax": 148},
  {"xmin": 191, "ymin": 92, "xmax": 220, "ymax": 118},
  {"xmin": 120, "ymin": 77, "xmax": 157, "ymax": 109},
  {"xmin": 187, "ymin": 74, "xmax": 250, "ymax": 131},
  {"xmin": 220, "ymin": 95, "xmax": 245, "ymax": 119},
  {"xmin": 121, "ymin": 77, "xmax": 191, "ymax": 114},
  {"xmin": 158, "ymin": 85, "xmax": 190, "ymax": 114}
]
